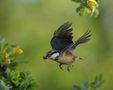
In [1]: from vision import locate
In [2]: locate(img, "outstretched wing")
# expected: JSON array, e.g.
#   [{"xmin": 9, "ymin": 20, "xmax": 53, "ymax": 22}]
[
  {"xmin": 63, "ymin": 31, "xmax": 91, "ymax": 52},
  {"xmin": 51, "ymin": 22, "xmax": 73, "ymax": 52}
]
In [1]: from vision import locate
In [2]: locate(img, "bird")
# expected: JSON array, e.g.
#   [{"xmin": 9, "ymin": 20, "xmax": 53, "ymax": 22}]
[{"xmin": 43, "ymin": 22, "xmax": 91, "ymax": 71}]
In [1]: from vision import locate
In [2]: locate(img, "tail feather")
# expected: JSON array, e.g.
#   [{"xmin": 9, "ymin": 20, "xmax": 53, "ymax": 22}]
[
  {"xmin": 75, "ymin": 31, "xmax": 91, "ymax": 45},
  {"xmin": 71, "ymin": 31, "xmax": 91, "ymax": 50}
]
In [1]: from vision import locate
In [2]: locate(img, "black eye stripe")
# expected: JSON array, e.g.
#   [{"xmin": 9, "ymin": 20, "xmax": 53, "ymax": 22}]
[
  {"xmin": 50, "ymin": 51, "xmax": 57, "ymax": 55},
  {"xmin": 47, "ymin": 50, "xmax": 59, "ymax": 56}
]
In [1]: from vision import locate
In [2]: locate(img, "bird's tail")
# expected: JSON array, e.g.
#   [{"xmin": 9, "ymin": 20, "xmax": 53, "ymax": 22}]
[
  {"xmin": 75, "ymin": 31, "xmax": 91, "ymax": 46},
  {"xmin": 71, "ymin": 31, "xmax": 91, "ymax": 50},
  {"xmin": 73, "ymin": 56, "xmax": 83, "ymax": 61}
]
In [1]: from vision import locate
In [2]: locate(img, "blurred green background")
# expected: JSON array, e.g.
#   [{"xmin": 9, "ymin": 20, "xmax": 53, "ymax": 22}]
[{"xmin": 0, "ymin": 0, "xmax": 113, "ymax": 90}]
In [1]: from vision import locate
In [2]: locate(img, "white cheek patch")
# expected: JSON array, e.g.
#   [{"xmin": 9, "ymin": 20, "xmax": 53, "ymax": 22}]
[{"xmin": 50, "ymin": 52, "xmax": 59, "ymax": 59}]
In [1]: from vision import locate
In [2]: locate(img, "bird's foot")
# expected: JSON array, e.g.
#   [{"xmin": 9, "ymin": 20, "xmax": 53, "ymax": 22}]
[
  {"xmin": 59, "ymin": 64, "xmax": 63, "ymax": 70},
  {"xmin": 67, "ymin": 65, "xmax": 72, "ymax": 72}
]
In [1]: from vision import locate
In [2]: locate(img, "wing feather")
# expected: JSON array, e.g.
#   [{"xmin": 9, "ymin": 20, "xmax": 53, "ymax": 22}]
[{"xmin": 51, "ymin": 22, "xmax": 73, "ymax": 52}]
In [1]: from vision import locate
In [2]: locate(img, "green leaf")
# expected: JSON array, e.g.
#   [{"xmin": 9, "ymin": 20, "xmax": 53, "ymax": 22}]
[
  {"xmin": 76, "ymin": 6, "xmax": 83, "ymax": 13},
  {"xmin": 73, "ymin": 85, "xmax": 81, "ymax": 90},
  {"xmin": 90, "ymin": 74, "xmax": 105, "ymax": 89},
  {"xmin": 79, "ymin": 8, "xmax": 86, "ymax": 16},
  {"xmin": 72, "ymin": 74, "xmax": 105, "ymax": 90},
  {"xmin": 6, "ymin": 71, "xmax": 38, "ymax": 90},
  {"xmin": 80, "ymin": 80, "xmax": 89, "ymax": 90},
  {"xmin": 72, "ymin": 0, "xmax": 100, "ymax": 17},
  {"xmin": 93, "ymin": 9, "xmax": 99, "ymax": 17},
  {"xmin": 0, "ymin": 80, "xmax": 11, "ymax": 90}
]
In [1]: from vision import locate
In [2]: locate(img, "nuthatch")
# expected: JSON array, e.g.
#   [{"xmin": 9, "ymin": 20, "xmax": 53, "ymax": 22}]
[{"xmin": 43, "ymin": 22, "xmax": 91, "ymax": 71}]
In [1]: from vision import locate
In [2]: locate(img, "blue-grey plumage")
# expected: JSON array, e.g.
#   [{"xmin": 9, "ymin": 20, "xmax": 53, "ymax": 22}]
[{"xmin": 43, "ymin": 22, "xmax": 91, "ymax": 71}]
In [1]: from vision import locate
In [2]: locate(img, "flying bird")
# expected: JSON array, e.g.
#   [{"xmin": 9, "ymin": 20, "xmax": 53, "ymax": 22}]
[{"xmin": 43, "ymin": 22, "xmax": 91, "ymax": 71}]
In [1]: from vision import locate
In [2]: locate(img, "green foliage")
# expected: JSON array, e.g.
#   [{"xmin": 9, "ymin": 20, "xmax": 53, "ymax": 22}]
[
  {"xmin": 0, "ymin": 80, "xmax": 11, "ymax": 90},
  {"xmin": 0, "ymin": 37, "xmax": 38, "ymax": 90},
  {"xmin": 90, "ymin": 74, "xmax": 105, "ymax": 89},
  {"xmin": 0, "ymin": 37, "xmax": 23, "ymax": 69},
  {"xmin": 72, "ymin": 0, "xmax": 100, "ymax": 17},
  {"xmin": 6, "ymin": 71, "xmax": 37, "ymax": 90},
  {"xmin": 72, "ymin": 74, "xmax": 105, "ymax": 90}
]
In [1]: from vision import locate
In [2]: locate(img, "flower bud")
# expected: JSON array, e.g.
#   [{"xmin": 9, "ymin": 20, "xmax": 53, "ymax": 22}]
[
  {"xmin": 87, "ymin": 0, "xmax": 98, "ymax": 8},
  {"xmin": 13, "ymin": 46, "xmax": 23, "ymax": 56},
  {"xmin": 2, "ymin": 50, "xmax": 9, "ymax": 60}
]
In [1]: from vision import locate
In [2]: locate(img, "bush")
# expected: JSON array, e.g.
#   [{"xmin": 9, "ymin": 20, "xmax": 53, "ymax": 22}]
[{"xmin": 0, "ymin": 38, "xmax": 38, "ymax": 90}]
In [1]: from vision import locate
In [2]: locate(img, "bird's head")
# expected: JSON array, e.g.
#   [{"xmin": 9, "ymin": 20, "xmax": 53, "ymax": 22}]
[{"xmin": 43, "ymin": 50, "xmax": 60, "ymax": 60}]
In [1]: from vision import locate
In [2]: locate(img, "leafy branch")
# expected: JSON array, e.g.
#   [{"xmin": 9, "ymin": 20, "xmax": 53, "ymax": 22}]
[
  {"xmin": 0, "ymin": 37, "xmax": 38, "ymax": 90},
  {"xmin": 72, "ymin": 0, "xmax": 100, "ymax": 17},
  {"xmin": 72, "ymin": 74, "xmax": 105, "ymax": 90}
]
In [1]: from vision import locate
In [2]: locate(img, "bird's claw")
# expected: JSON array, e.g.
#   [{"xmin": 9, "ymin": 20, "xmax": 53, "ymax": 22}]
[
  {"xmin": 67, "ymin": 65, "xmax": 72, "ymax": 72},
  {"xmin": 59, "ymin": 64, "xmax": 73, "ymax": 71},
  {"xmin": 67, "ymin": 67, "xmax": 70, "ymax": 72},
  {"xmin": 59, "ymin": 64, "xmax": 63, "ymax": 70}
]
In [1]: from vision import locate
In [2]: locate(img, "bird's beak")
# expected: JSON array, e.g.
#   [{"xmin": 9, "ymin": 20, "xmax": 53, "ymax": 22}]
[{"xmin": 43, "ymin": 55, "xmax": 48, "ymax": 60}]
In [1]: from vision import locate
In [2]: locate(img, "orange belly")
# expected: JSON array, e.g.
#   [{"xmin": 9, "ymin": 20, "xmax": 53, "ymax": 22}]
[{"xmin": 58, "ymin": 51, "xmax": 74, "ymax": 65}]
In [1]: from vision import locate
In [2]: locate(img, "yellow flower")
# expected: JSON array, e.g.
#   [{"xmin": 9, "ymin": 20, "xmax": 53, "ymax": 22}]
[
  {"xmin": 13, "ymin": 46, "xmax": 23, "ymax": 56},
  {"xmin": 87, "ymin": 0, "xmax": 98, "ymax": 8},
  {"xmin": 2, "ymin": 50, "xmax": 9, "ymax": 60},
  {"xmin": 7, "ymin": 59, "xmax": 12, "ymax": 64}
]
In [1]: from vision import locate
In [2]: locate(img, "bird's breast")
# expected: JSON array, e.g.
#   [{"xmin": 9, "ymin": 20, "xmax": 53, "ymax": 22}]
[{"xmin": 58, "ymin": 51, "xmax": 74, "ymax": 65}]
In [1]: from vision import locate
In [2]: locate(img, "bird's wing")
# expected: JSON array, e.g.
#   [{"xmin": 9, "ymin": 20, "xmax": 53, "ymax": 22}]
[
  {"xmin": 51, "ymin": 22, "xmax": 74, "ymax": 52},
  {"xmin": 62, "ymin": 31, "xmax": 91, "ymax": 52}
]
